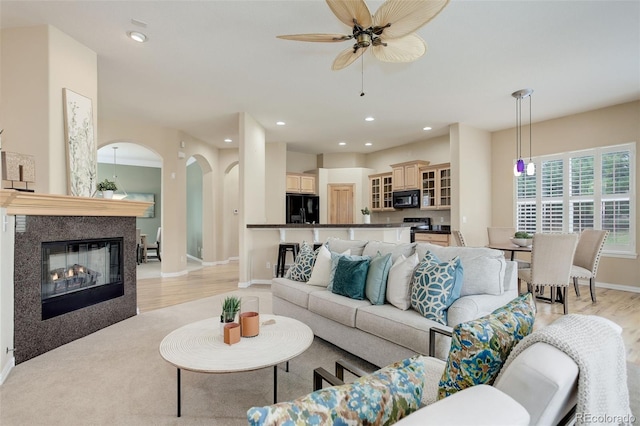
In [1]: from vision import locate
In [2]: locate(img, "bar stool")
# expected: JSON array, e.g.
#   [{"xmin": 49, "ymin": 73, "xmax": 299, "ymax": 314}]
[{"xmin": 276, "ymin": 243, "xmax": 299, "ymax": 277}]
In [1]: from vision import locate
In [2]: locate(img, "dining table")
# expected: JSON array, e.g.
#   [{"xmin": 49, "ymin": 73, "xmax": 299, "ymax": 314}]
[{"xmin": 486, "ymin": 242, "xmax": 532, "ymax": 261}]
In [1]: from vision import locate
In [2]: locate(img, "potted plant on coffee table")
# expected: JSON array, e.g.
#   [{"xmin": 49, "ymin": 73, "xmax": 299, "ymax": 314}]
[
  {"xmin": 96, "ymin": 179, "xmax": 117, "ymax": 199},
  {"xmin": 220, "ymin": 295, "xmax": 241, "ymax": 335}
]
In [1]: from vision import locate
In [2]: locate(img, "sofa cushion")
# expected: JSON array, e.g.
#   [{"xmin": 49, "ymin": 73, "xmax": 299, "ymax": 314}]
[
  {"xmin": 328, "ymin": 253, "xmax": 371, "ymax": 291},
  {"xmin": 308, "ymin": 290, "xmax": 371, "ymax": 327},
  {"xmin": 326, "ymin": 237, "xmax": 368, "ymax": 256},
  {"xmin": 307, "ymin": 245, "xmax": 350, "ymax": 287},
  {"xmin": 386, "ymin": 253, "xmax": 419, "ymax": 310},
  {"xmin": 365, "ymin": 252, "xmax": 393, "ymax": 305},
  {"xmin": 438, "ymin": 293, "xmax": 536, "ymax": 399},
  {"xmin": 247, "ymin": 356, "xmax": 426, "ymax": 426},
  {"xmin": 411, "ymin": 252, "xmax": 464, "ymax": 325},
  {"xmin": 415, "ymin": 243, "xmax": 506, "ymax": 296},
  {"xmin": 271, "ymin": 278, "xmax": 321, "ymax": 309},
  {"xmin": 331, "ymin": 257, "xmax": 371, "ymax": 300},
  {"xmin": 284, "ymin": 241, "xmax": 317, "ymax": 282},
  {"xmin": 356, "ymin": 304, "xmax": 445, "ymax": 358},
  {"xmin": 363, "ymin": 240, "xmax": 416, "ymax": 262}
]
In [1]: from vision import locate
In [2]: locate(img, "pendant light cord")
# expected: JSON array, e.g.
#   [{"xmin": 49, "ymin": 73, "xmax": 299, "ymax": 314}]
[
  {"xmin": 360, "ymin": 54, "xmax": 365, "ymax": 97},
  {"xmin": 528, "ymin": 95, "xmax": 532, "ymax": 160}
]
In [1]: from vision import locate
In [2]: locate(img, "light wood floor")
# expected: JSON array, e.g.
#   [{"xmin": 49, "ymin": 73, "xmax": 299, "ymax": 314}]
[{"xmin": 137, "ymin": 262, "xmax": 640, "ymax": 365}]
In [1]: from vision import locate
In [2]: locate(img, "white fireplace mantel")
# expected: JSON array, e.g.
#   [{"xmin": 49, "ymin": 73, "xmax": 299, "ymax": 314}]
[{"xmin": 0, "ymin": 190, "xmax": 151, "ymax": 217}]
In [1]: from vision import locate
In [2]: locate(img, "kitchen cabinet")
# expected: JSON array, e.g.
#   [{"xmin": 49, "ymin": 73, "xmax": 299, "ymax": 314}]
[
  {"xmin": 286, "ymin": 173, "xmax": 316, "ymax": 194},
  {"xmin": 420, "ymin": 163, "xmax": 451, "ymax": 210},
  {"xmin": 369, "ymin": 172, "xmax": 395, "ymax": 212},
  {"xmin": 391, "ymin": 160, "xmax": 430, "ymax": 191},
  {"xmin": 413, "ymin": 232, "xmax": 450, "ymax": 246}
]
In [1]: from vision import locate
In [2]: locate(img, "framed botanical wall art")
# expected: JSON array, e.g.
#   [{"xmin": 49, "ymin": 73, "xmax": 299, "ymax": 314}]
[{"xmin": 63, "ymin": 88, "xmax": 97, "ymax": 197}]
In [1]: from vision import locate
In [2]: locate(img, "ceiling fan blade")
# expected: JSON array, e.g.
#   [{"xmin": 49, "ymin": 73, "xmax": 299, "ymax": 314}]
[
  {"xmin": 277, "ymin": 33, "xmax": 352, "ymax": 42},
  {"xmin": 332, "ymin": 46, "xmax": 367, "ymax": 70},
  {"xmin": 373, "ymin": 0, "xmax": 449, "ymax": 39},
  {"xmin": 326, "ymin": 0, "xmax": 372, "ymax": 29},
  {"xmin": 372, "ymin": 34, "xmax": 426, "ymax": 63}
]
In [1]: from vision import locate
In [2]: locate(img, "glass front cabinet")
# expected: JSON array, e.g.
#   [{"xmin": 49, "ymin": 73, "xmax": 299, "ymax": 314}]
[
  {"xmin": 369, "ymin": 172, "xmax": 395, "ymax": 212},
  {"xmin": 420, "ymin": 163, "xmax": 451, "ymax": 210}
]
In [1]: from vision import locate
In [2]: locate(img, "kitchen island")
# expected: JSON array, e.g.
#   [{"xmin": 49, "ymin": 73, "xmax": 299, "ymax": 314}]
[{"xmin": 245, "ymin": 223, "xmax": 412, "ymax": 283}]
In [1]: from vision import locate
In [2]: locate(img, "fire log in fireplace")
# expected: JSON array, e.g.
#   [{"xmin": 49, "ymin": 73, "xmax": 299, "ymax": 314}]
[{"xmin": 41, "ymin": 238, "xmax": 124, "ymax": 320}]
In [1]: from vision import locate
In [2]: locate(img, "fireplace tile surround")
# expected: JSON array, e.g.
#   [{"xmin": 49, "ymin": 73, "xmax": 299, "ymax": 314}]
[{"xmin": 13, "ymin": 215, "xmax": 137, "ymax": 363}]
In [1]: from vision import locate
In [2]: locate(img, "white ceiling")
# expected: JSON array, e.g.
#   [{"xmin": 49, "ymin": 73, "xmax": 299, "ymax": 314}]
[{"xmin": 2, "ymin": 0, "xmax": 639, "ymax": 157}]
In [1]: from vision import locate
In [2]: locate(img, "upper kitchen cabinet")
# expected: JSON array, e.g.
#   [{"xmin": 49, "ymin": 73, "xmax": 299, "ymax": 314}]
[
  {"xmin": 286, "ymin": 173, "xmax": 316, "ymax": 194},
  {"xmin": 420, "ymin": 163, "xmax": 451, "ymax": 210},
  {"xmin": 369, "ymin": 172, "xmax": 395, "ymax": 212},
  {"xmin": 391, "ymin": 160, "xmax": 430, "ymax": 191}
]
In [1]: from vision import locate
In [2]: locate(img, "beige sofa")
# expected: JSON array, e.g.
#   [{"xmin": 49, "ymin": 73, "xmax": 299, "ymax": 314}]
[{"xmin": 272, "ymin": 238, "xmax": 519, "ymax": 367}]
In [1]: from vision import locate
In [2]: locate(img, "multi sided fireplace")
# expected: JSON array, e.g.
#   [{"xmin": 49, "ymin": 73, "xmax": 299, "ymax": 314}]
[{"xmin": 41, "ymin": 238, "xmax": 124, "ymax": 320}]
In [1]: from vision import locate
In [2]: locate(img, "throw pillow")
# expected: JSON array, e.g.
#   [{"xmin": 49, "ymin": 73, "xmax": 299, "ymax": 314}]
[
  {"xmin": 365, "ymin": 252, "xmax": 393, "ymax": 305},
  {"xmin": 307, "ymin": 246, "xmax": 350, "ymax": 287},
  {"xmin": 410, "ymin": 251, "xmax": 464, "ymax": 325},
  {"xmin": 327, "ymin": 252, "xmax": 370, "ymax": 291},
  {"xmin": 331, "ymin": 257, "xmax": 371, "ymax": 300},
  {"xmin": 437, "ymin": 292, "xmax": 536, "ymax": 400},
  {"xmin": 385, "ymin": 252, "xmax": 419, "ymax": 310},
  {"xmin": 247, "ymin": 356, "xmax": 426, "ymax": 426},
  {"xmin": 284, "ymin": 241, "xmax": 317, "ymax": 282}
]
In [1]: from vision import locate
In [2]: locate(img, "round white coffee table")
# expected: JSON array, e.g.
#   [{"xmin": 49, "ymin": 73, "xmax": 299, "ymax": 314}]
[{"xmin": 159, "ymin": 314, "xmax": 313, "ymax": 417}]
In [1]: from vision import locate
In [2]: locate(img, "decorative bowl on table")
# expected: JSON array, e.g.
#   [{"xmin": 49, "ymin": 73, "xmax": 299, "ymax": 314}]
[{"xmin": 511, "ymin": 238, "xmax": 533, "ymax": 247}]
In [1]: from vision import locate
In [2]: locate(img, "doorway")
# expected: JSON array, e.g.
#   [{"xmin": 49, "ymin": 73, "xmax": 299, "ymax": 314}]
[{"xmin": 328, "ymin": 184, "xmax": 354, "ymax": 224}]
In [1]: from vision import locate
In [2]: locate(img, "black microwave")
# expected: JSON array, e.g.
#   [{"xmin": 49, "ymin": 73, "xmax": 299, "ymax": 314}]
[{"xmin": 393, "ymin": 190, "xmax": 420, "ymax": 209}]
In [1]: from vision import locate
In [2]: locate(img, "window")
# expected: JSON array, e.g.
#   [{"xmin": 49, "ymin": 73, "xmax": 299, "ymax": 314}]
[{"xmin": 515, "ymin": 142, "xmax": 635, "ymax": 256}]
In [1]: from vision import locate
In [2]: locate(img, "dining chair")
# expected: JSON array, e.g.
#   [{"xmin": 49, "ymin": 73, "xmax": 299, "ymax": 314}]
[
  {"xmin": 146, "ymin": 227, "xmax": 162, "ymax": 262},
  {"xmin": 487, "ymin": 227, "xmax": 530, "ymax": 269},
  {"xmin": 452, "ymin": 230, "xmax": 466, "ymax": 247},
  {"xmin": 135, "ymin": 228, "xmax": 142, "ymax": 265},
  {"xmin": 570, "ymin": 229, "xmax": 609, "ymax": 303},
  {"xmin": 517, "ymin": 233, "xmax": 579, "ymax": 314}
]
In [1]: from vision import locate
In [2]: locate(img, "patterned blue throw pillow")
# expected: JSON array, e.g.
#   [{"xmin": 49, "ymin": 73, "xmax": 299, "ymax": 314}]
[
  {"xmin": 284, "ymin": 241, "xmax": 317, "ymax": 282},
  {"xmin": 247, "ymin": 356, "xmax": 426, "ymax": 426},
  {"xmin": 410, "ymin": 251, "xmax": 464, "ymax": 325}
]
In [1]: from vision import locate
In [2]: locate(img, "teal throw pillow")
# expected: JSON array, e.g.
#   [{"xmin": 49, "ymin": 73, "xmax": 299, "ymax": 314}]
[
  {"xmin": 438, "ymin": 292, "xmax": 536, "ymax": 400},
  {"xmin": 327, "ymin": 253, "xmax": 369, "ymax": 291},
  {"xmin": 331, "ymin": 257, "xmax": 371, "ymax": 300},
  {"xmin": 410, "ymin": 251, "xmax": 464, "ymax": 325},
  {"xmin": 247, "ymin": 356, "xmax": 426, "ymax": 426},
  {"xmin": 365, "ymin": 252, "xmax": 393, "ymax": 305},
  {"xmin": 284, "ymin": 241, "xmax": 317, "ymax": 282}
]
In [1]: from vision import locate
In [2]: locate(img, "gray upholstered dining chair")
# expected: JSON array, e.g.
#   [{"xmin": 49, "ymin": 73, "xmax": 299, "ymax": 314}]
[
  {"xmin": 452, "ymin": 230, "xmax": 466, "ymax": 247},
  {"xmin": 487, "ymin": 226, "xmax": 530, "ymax": 269},
  {"xmin": 146, "ymin": 227, "xmax": 161, "ymax": 262},
  {"xmin": 571, "ymin": 229, "xmax": 609, "ymax": 303},
  {"xmin": 517, "ymin": 233, "xmax": 579, "ymax": 315}
]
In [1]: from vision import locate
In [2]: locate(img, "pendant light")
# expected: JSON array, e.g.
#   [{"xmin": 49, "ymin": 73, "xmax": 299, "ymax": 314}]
[
  {"xmin": 111, "ymin": 146, "xmax": 128, "ymax": 200},
  {"xmin": 512, "ymin": 88, "xmax": 534, "ymax": 176}
]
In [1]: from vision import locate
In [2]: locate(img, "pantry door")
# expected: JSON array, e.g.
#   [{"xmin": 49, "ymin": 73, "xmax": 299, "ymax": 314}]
[{"xmin": 328, "ymin": 184, "xmax": 354, "ymax": 224}]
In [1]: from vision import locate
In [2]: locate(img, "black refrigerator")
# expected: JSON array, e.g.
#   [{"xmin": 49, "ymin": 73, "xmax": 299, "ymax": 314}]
[{"xmin": 286, "ymin": 194, "xmax": 320, "ymax": 224}]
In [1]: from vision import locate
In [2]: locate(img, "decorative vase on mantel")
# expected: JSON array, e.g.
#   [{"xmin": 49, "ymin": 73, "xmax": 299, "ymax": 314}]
[{"xmin": 102, "ymin": 190, "xmax": 114, "ymax": 199}]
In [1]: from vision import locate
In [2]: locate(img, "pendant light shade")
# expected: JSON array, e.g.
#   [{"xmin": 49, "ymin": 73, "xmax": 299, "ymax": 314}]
[{"xmin": 512, "ymin": 88, "xmax": 534, "ymax": 177}]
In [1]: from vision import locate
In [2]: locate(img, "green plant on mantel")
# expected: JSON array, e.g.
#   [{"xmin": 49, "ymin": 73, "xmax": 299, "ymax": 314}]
[
  {"xmin": 221, "ymin": 296, "xmax": 240, "ymax": 323},
  {"xmin": 96, "ymin": 179, "xmax": 117, "ymax": 191},
  {"xmin": 361, "ymin": 207, "xmax": 371, "ymax": 215}
]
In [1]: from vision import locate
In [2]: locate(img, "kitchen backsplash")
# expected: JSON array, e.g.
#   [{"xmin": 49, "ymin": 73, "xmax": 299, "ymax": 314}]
[{"xmin": 371, "ymin": 209, "xmax": 451, "ymax": 225}]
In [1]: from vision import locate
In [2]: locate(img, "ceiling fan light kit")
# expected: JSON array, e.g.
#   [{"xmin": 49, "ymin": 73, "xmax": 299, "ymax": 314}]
[{"xmin": 277, "ymin": 0, "xmax": 450, "ymax": 71}]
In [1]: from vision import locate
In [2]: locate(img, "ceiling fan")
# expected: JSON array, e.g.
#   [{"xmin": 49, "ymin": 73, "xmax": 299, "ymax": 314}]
[{"xmin": 277, "ymin": 0, "xmax": 450, "ymax": 71}]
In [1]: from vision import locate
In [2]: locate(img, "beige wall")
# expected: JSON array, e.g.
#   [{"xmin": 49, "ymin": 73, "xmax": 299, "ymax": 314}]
[
  {"xmin": 286, "ymin": 150, "xmax": 317, "ymax": 173},
  {"xmin": 319, "ymin": 153, "xmax": 367, "ymax": 169},
  {"xmin": 266, "ymin": 142, "xmax": 287, "ymax": 223},
  {"xmin": 491, "ymin": 101, "xmax": 640, "ymax": 288},
  {"xmin": 1, "ymin": 25, "xmax": 97, "ymax": 194},
  {"xmin": 365, "ymin": 135, "xmax": 450, "ymax": 173},
  {"xmin": 0, "ymin": 212, "xmax": 15, "ymax": 383}
]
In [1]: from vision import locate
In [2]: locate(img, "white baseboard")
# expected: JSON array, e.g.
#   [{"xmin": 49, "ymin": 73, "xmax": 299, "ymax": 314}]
[
  {"xmin": 592, "ymin": 281, "xmax": 640, "ymax": 294},
  {"xmin": 160, "ymin": 269, "xmax": 188, "ymax": 278},
  {"xmin": 186, "ymin": 254, "xmax": 203, "ymax": 263},
  {"xmin": 0, "ymin": 356, "xmax": 15, "ymax": 386}
]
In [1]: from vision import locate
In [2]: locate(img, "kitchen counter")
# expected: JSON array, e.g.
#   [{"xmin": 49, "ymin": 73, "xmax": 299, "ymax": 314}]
[{"xmin": 246, "ymin": 223, "xmax": 410, "ymax": 229}]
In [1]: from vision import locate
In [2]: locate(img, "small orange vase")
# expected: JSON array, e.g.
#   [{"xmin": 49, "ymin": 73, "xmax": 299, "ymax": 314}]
[
  {"xmin": 240, "ymin": 312, "xmax": 260, "ymax": 337},
  {"xmin": 223, "ymin": 322, "xmax": 241, "ymax": 345}
]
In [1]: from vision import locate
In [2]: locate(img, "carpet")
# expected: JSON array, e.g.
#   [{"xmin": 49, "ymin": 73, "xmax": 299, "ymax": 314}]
[{"xmin": 1, "ymin": 288, "xmax": 637, "ymax": 425}]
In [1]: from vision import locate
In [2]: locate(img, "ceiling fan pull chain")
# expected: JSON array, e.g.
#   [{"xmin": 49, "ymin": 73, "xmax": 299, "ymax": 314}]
[{"xmin": 360, "ymin": 54, "xmax": 365, "ymax": 96}]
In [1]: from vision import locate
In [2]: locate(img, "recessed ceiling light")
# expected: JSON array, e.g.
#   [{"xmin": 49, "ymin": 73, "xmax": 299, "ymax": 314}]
[
  {"xmin": 224, "ymin": 138, "xmax": 232, "ymax": 143},
  {"xmin": 365, "ymin": 116, "xmax": 375, "ymax": 122},
  {"xmin": 127, "ymin": 31, "xmax": 147, "ymax": 43},
  {"xmin": 365, "ymin": 142, "xmax": 373, "ymax": 146},
  {"xmin": 338, "ymin": 142, "xmax": 347, "ymax": 146},
  {"xmin": 423, "ymin": 126, "xmax": 432, "ymax": 131},
  {"xmin": 276, "ymin": 121, "xmax": 286, "ymax": 126}
]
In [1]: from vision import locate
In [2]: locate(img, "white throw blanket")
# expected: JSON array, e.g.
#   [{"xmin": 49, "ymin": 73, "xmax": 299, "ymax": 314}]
[{"xmin": 497, "ymin": 314, "xmax": 632, "ymax": 425}]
